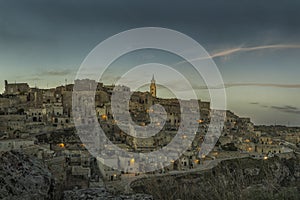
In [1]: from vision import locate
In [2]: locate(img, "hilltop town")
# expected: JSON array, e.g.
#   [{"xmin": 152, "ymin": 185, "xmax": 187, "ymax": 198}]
[{"xmin": 0, "ymin": 77, "xmax": 299, "ymax": 198}]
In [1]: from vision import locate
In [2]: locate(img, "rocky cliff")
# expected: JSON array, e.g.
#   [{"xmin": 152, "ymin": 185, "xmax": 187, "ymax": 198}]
[
  {"xmin": 2, "ymin": 150, "xmax": 299, "ymax": 200},
  {"xmin": 0, "ymin": 151, "xmax": 153, "ymax": 200},
  {"xmin": 131, "ymin": 155, "xmax": 300, "ymax": 200},
  {"xmin": 0, "ymin": 151, "xmax": 56, "ymax": 200},
  {"xmin": 63, "ymin": 188, "xmax": 153, "ymax": 200}
]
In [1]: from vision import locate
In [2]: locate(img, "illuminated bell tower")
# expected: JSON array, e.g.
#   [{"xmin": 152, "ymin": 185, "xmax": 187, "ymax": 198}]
[{"xmin": 150, "ymin": 74, "xmax": 156, "ymax": 97}]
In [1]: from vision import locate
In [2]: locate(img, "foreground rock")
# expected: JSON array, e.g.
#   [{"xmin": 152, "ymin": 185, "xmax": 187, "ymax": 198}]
[
  {"xmin": 0, "ymin": 151, "xmax": 56, "ymax": 200},
  {"xmin": 0, "ymin": 151, "xmax": 153, "ymax": 200},
  {"xmin": 132, "ymin": 155, "xmax": 300, "ymax": 200},
  {"xmin": 63, "ymin": 187, "xmax": 153, "ymax": 200}
]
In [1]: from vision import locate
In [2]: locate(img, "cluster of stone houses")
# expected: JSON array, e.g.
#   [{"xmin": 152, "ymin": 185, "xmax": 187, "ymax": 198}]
[{"xmin": 0, "ymin": 78, "xmax": 298, "ymax": 186}]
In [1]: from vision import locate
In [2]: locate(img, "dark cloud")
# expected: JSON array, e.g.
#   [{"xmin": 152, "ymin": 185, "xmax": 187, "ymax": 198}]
[
  {"xmin": 24, "ymin": 77, "xmax": 42, "ymax": 81},
  {"xmin": 1, "ymin": 0, "xmax": 300, "ymax": 47},
  {"xmin": 37, "ymin": 69, "xmax": 73, "ymax": 77},
  {"xmin": 270, "ymin": 105, "xmax": 300, "ymax": 114},
  {"xmin": 162, "ymin": 82, "xmax": 300, "ymax": 92},
  {"xmin": 182, "ymin": 83, "xmax": 300, "ymax": 91},
  {"xmin": 250, "ymin": 103, "xmax": 300, "ymax": 115},
  {"xmin": 202, "ymin": 83, "xmax": 300, "ymax": 90},
  {"xmin": 225, "ymin": 83, "xmax": 300, "ymax": 89},
  {"xmin": 261, "ymin": 105, "xmax": 269, "ymax": 108}
]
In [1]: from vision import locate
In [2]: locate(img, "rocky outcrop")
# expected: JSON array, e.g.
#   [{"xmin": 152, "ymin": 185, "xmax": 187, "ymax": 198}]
[
  {"xmin": 0, "ymin": 150, "xmax": 153, "ymax": 200},
  {"xmin": 0, "ymin": 151, "xmax": 56, "ymax": 200},
  {"xmin": 131, "ymin": 155, "xmax": 300, "ymax": 200},
  {"xmin": 63, "ymin": 187, "xmax": 153, "ymax": 200}
]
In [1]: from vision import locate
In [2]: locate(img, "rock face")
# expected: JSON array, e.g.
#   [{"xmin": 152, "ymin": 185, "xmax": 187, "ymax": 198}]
[
  {"xmin": 131, "ymin": 155, "xmax": 300, "ymax": 200},
  {"xmin": 0, "ymin": 151, "xmax": 56, "ymax": 200},
  {"xmin": 63, "ymin": 187, "xmax": 153, "ymax": 200},
  {"xmin": 0, "ymin": 151, "xmax": 153, "ymax": 200}
]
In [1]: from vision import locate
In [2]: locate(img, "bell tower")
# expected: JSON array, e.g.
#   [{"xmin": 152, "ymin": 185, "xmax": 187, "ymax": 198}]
[{"xmin": 150, "ymin": 75, "xmax": 156, "ymax": 98}]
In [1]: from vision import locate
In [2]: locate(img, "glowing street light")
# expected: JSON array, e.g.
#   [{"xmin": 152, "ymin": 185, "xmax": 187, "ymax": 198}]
[{"xmin": 58, "ymin": 143, "xmax": 65, "ymax": 148}]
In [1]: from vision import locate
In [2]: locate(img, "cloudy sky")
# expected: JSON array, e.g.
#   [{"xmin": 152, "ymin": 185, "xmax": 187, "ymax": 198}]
[{"xmin": 0, "ymin": 0, "xmax": 300, "ymax": 125}]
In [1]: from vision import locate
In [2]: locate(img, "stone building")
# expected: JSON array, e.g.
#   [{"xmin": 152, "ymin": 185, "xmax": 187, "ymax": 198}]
[
  {"xmin": 150, "ymin": 75, "xmax": 156, "ymax": 98},
  {"xmin": 96, "ymin": 156, "xmax": 121, "ymax": 181},
  {"xmin": 0, "ymin": 115, "xmax": 27, "ymax": 138},
  {"xmin": 26, "ymin": 108, "xmax": 46, "ymax": 123},
  {"xmin": 42, "ymin": 88, "xmax": 56, "ymax": 104},
  {"xmin": 27, "ymin": 88, "xmax": 43, "ymax": 108},
  {"xmin": 4, "ymin": 80, "xmax": 30, "ymax": 95},
  {"xmin": 255, "ymin": 144, "xmax": 284, "ymax": 155},
  {"xmin": 0, "ymin": 139, "xmax": 35, "ymax": 152},
  {"xmin": 74, "ymin": 79, "xmax": 97, "ymax": 91}
]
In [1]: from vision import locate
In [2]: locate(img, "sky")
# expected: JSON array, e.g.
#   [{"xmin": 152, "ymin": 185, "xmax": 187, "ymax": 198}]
[{"xmin": 0, "ymin": 0, "xmax": 300, "ymax": 125}]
